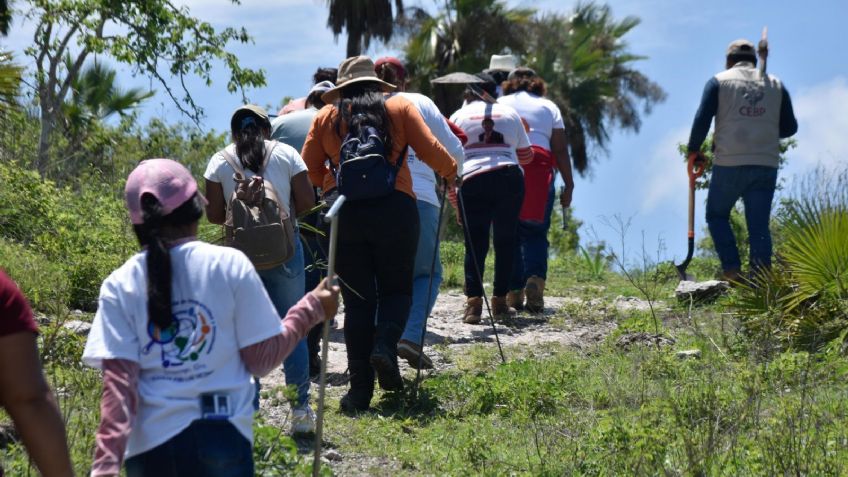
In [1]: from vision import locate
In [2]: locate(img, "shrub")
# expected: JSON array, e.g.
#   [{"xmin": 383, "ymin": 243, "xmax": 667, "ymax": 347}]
[{"xmin": 0, "ymin": 238, "xmax": 70, "ymax": 313}]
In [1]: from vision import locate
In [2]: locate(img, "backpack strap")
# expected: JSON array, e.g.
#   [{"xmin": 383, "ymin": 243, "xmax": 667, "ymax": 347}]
[
  {"xmin": 261, "ymin": 140, "xmax": 279, "ymax": 175},
  {"xmin": 220, "ymin": 147, "xmax": 245, "ymax": 178}
]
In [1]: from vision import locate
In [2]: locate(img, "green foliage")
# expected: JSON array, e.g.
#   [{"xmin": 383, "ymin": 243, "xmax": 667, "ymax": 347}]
[
  {"xmin": 440, "ymin": 240, "xmax": 465, "ymax": 289},
  {"xmin": 331, "ymin": 341, "xmax": 848, "ymax": 476},
  {"xmin": 732, "ymin": 166, "xmax": 848, "ymax": 351},
  {"xmin": 578, "ymin": 245, "xmax": 606, "ymax": 281},
  {"xmin": 0, "ymin": 50, "xmax": 21, "ymax": 111},
  {"xmin": 253, "ymin": 421, "xmax": 321, "ymax": 476},
  {"xmin": 0, "ymin": 238, "xmax": 70, "ymax": 313}
]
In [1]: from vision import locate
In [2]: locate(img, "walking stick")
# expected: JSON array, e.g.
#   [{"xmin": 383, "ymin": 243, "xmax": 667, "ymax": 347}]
[
  {"xmin": 312, "ymin": 194, "xmax": 346, "ymax": 477},
  {"xmin": 411, "ymin": 180, "xmax": 449, "ymax": 399},
  {"xmin": 456, "ymin": 184, "xmax": 507, "ymax": 364}
]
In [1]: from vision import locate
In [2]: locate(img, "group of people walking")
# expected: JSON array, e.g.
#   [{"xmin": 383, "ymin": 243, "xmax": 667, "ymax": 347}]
[{"xmin": 0, "ymin": 37, "xmax": 797, "ymax": 477}]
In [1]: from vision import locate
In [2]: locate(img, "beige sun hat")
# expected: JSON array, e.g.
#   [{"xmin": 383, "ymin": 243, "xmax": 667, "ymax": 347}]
[
  {"xmin": 321, "ymin": 56, "xmax": 396, "ymax": 103},
  {"xmin": 485, "ymin": 54, "xmax": 517, "ymax": 73}
]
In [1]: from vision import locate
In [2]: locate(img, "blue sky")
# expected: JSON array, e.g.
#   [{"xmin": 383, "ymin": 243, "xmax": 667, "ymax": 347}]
[{"xmin": 5, "ymin": 0, "xmax": 848, "ymax": 265}]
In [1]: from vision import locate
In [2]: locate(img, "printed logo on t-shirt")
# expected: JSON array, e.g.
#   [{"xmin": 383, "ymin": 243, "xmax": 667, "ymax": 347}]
[{"xmin": 143, "ymin": 299, "xmax": 217, "ymax": 369}]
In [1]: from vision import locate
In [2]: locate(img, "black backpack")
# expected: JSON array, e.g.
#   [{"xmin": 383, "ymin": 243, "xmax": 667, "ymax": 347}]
[{"xmin": 333, "ymin": 124, "xmax": 407, "ymax": 201}]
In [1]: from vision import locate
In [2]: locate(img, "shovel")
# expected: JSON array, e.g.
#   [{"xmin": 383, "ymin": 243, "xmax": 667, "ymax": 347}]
[
  {"xmin": 312, "ymin": 194, "xmax": 345, "ymax": 477},
  {"xmin": 675, "ymin": 156, "xmax": 704, "ymax": 281}
]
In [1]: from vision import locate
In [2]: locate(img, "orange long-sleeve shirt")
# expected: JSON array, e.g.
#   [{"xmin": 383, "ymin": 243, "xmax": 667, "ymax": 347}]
[{"xmin": 301, "ymin": 95, "xmax": 457, "ymax": 199}]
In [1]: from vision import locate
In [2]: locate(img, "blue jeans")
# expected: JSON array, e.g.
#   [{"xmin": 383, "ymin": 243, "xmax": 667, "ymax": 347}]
[
  {"xmin": 401, "ymin": 201, "xmax": 443, "ymax": 345},
  {"xmin": 125, "ymin": 420, "xmax": 253, "ymax": 477},
  {"xmin": 509, "ymin": 181, "xmax": 555, "ymax": 289},
  {"xmin": 256, "ymin": 237, "xmax": 309, "ymax": 408},
  {"xmin": 706, "ymin": 165, "xmax": 778, "ymax": 272}
]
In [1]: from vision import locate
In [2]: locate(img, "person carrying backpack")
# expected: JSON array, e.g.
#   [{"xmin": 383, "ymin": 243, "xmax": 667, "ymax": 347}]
[
  {"xmin": 83, "ymin": 159, "xmax": 339, "ymax": 477},
  {"xmin": 374, "ymin": 56, "xmax": 466, "ymax": 370},
  {"xmin": 301, "ymin": 55, "xmax": 457, "ymax": 412},
  {"xmin": 204, "ymin": 105, "xmax": 318, "ymax": 434}
]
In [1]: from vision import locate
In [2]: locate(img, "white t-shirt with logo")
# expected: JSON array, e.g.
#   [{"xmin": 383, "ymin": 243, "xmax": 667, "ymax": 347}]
[
  {"xmin": 449, "ymin": 101, "xmax": 531, "ymax": 180},
  {"xmin": 204, "ymin": 140, "xmax": 307, "ymax": 216},
  {"xmin": 391, "ymin": 92, "xmax": 465, "ymax": 207},
  {"xmin": 497, "ymin": 91, "xmax": 564, "ymax": 151},
  {"xmin": 82, "ymin": 241, "xmax": 283, "ymax": 458}
]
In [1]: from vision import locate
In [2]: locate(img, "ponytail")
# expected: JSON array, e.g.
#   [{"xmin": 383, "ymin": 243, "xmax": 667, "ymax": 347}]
[
  {"xmin": 233, "ymin": 123, "xmax": 266, "ymax": 174},
  {"xmin": 140, "ymin": 194, "xmax": 173, "ymax": 330},
  {"xmin": 333, "ymin": 82, "xmax": 393, "ymax": 152},
  {"xmin": 132, "ymin": 193, "xmax": 204, "ymax": 331}
]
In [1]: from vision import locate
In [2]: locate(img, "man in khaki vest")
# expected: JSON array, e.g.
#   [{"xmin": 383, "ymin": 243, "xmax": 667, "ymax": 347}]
[{"xmin": 687, "ymin": 39, "xmax": 798, "ymax": 282}]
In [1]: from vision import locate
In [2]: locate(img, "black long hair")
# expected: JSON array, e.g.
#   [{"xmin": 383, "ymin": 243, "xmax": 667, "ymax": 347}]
[
  {"xmin": 233, "ymin": 112, "xmax": 269, "ymax": 174},
  {"xmin": 334, "ymin": 82, "xmax": 393, "ymax": 152},
  {"xmin": 132, "ymin": 193, "xmax": 204, "ymax": 330}
]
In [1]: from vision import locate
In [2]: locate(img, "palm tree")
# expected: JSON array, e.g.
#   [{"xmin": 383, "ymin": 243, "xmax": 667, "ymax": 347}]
[
  {"xmin": 62, "ymin": 59, "xmax": 154, "ymax": 132},
  {"xmin": 526, "ymin": 3, "xmax": 666, "ymax": 174},
  {"xmin": 402, "ymin": 0, "xmax": 534, "ymax": 111},
  {"xmin": 326, "ymin": 0, "xmax": 404, "ymax": 57},
  {"xmin": 0, "ymin": 50, "xmax": 20, "ymax": 112},
  {"xmin": 0, "ymin": 0, "xmax": 10, "ymax": 36}
]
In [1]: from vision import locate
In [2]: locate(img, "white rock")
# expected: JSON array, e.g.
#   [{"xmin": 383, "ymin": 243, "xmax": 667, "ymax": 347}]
[
  {"xmin": 676, "ymin": 349, "xmax": 702, "ymax": 360},
  {"xmin": 324, "ymin": 449, "xmax": 343, "ymax": 461},
  {"xmin": 62, "ymin": 320, "xmax": 92, "ymax": 336},
  {"xmin": 675, "ymin": 280, "xmax": 730, "ymax": 303}
]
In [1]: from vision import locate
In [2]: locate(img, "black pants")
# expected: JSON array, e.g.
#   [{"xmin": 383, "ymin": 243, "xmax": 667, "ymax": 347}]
[
  {"xmin": 460, "ymin": 166, "xmax": 524, "ymax": 297},
  {"xmin": 336, "ymin": 190, "xmax": 420, "ymax": 363}
]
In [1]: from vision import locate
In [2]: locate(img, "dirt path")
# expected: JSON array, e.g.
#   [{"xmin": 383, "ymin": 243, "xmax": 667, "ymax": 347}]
[{"xmin": 257, "ymin": 291, "xmax": 619, "ymax": 475}]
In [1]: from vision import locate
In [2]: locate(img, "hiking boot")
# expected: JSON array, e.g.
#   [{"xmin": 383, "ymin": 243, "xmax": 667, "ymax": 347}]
[
  {"xmin": 524, "ymin": 276, "xmax": 546, "ymax": 313},
  {"xmin": 397, "ymin": 339, "xmax": 433, "ymax": 370},
  {"xmin": 506, "ymin": 289, "xmax": 525, "ymax": 311},
  {"xmin": 370, "ymin": 343, "xmax": 404, "ymax": 392},
  {"xmin": 339, "ymin": 359, "xmax": 373, "ymax": 414},
  {"xmin": 490, "ymin": 295, "xmax": 517, "ymax": 320},
  {"xmin": 463, "ymin": 297, "xmax": 483, "ymax": 324},
  {"xmin": 290, "ymin": 404, "xmax": 316, "ymax": 435}
]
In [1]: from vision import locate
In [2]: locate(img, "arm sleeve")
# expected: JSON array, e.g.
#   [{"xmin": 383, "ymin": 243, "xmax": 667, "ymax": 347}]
[
  {"xmin": 779, "ymin": 87, "xmax": 799, "ymax": 138},
  {"xmin": 418, "ymin": 99, "xmax": 466, "ymax": 175},
  {"xmin": 239, "ymin": 292, "xmax": 325, "ymax": 377},
  {"xmin": 82, "ymin": 280, "xmax": 140, "ymax": 369},
  {"xmin": 687, "ymin": 78, "xmax": 719, "ymax": 152},
  {"xmin": 0, "ymin": 270, "xmax": 38, "ymax": 337},
  {"xmin": 301, "ymin": 111, "xmax": 333, "ymax": 188},
  {"xmin": 203, "ymin": 152, "xmax": 224, "ymax": 183},
  {"xmin": 90, "ymin": 359, "xmax": 139, "ymax": 477},
  {"xmin": 400, "ymin": 100, "xmax": 457, "ymax": 180}
]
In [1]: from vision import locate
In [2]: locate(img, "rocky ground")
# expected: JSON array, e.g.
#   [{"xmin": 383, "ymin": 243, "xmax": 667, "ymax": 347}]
[{"xmin": 257, "ymin": 290, "xmax": 653, "ymax": 475}]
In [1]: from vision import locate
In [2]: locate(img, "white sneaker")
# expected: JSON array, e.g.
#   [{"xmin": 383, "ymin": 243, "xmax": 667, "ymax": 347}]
[{"xmin": 290, "ymin": 405, "xmax": 316, "ymax": 435}]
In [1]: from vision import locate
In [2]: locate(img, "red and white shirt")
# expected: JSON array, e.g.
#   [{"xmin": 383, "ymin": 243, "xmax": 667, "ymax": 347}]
[{"xmin": 449, "ymin": 101, "xmax": 532, "ymax": 180}]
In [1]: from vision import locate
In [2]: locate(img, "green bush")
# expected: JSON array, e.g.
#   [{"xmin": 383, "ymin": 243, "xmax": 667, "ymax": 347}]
[
  {"xmin": 0, "ymin": 238, "xmax": 70, "ymax": 313},
  {"xmin": 440, "ymin": 240, "xmax": 465, "ymax": 289}
]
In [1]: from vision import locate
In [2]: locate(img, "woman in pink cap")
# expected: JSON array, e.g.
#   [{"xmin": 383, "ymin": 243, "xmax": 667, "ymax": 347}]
[{"xmin": 82, "ymin": 159, "xmax": 339, "ymax": 477}]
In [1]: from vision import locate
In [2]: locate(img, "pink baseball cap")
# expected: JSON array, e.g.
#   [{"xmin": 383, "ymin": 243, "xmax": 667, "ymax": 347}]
[{"xmin": 124, "ymin": 159, "xmax": 207, "ymax": 225}]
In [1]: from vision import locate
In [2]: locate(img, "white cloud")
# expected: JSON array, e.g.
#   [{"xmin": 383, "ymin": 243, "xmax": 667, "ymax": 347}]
[
  {"xmin": 788, "ymin": 76, "xmax": 848, "ymax": 169},
  {"xmin": 638, "ymin": 126, "xmax": 690, "ymax": 213}
]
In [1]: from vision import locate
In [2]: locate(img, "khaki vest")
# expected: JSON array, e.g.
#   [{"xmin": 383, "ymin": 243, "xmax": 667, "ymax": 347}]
[{"xmin": 714, "ymin": 63, "xmax": 783, "ymax": 168}]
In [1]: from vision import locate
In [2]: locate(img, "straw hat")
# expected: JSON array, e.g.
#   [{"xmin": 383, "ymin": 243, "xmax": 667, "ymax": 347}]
[{"xmin": 321, "ymin": 56, "xmax": 396, "ymax": 103}]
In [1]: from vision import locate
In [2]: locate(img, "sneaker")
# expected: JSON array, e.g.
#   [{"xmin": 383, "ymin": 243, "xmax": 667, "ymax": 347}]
[
  {"xmin": 290, "ymin": 405, "xmax": 316, "ymax": 435},
  {"xmin": 397, "ymin": 339, "xmax": 433, "ymax": 369}
]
